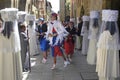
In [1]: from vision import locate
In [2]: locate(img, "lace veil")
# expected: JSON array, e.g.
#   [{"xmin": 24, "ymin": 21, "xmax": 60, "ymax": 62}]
[
  {"xmin": 25, "ymin": 14, "xmax": 36, "ymax": 28},
  {"xmin": 88, "ymin": 11, "xmax": 100, "ymax": 40},
  {"xmin": 81, "ymin": 16, "xmax": 90, "ymax": 36},
  {"xmin": 0, "ymin": 8, "xmax": 21, "ymax": 52},
  {"xmin": 100, "ymin": 10, "xmax": 120, "ymax": 50}
]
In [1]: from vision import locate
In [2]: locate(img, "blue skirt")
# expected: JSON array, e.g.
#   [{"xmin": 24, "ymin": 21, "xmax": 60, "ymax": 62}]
[{"xmin": 40, "ymin": 38, "xmax": 49, "ymax": 52}]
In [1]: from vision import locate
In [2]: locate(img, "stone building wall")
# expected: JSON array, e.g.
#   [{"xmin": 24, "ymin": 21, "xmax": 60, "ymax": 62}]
[
  {"xmin": 89, "ymin": 0, "xmax": 102, "ymax": 11},
  {"xmin": 0, "ymin": 0, "xmax": 24, "ymax": 10},
  {"xmin": 75, "ymin": 0, "xmax": 81, "ymax": 17},
  {"xmin": 60, "ymin": 0, "xmax": 66, "ymax": 21},
  {"xmin": 18, "ymin": 0, "xmax": 27, "ymax": 11},
  {"xmin": 11, "ymin": 0, "xmax": 19, "ymax": 8},
  {"xmin": 72, "ymin": 0, "xmax": 120, "ymax": 25},
  {"xmin": 0, "ymin": 0, "xmax": 11, "ymax": 9}
]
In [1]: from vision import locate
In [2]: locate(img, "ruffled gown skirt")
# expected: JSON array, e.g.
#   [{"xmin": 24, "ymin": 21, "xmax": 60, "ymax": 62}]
[
  {"xmin": 0, "ymin": 35, "xmax": 22, "ymax": 80},
  {"xmin": 96, "ymin": 31, "xmax": 119, "ymax": 80},
  {"xmin": 81, "ymin": 33, "xmax": 89, "ymax": 55},
  {"xmin": 75, "ymin": 35, "xmax": 82, "ymax": 49},
  {"xmin": 28, "ymin": 28, "xmax": 38, "ymax": 55},
  {"xmin": 87, "ymin": 39, "xmax": 97, "ymax": 65},
  {"xmin": 96, "ymin": 49, "xmax": 119, "ymax": 80}
]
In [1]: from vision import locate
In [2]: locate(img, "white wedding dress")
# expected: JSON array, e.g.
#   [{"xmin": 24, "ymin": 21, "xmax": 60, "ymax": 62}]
[
  {"xmin": 28, "ymin": 22, "xmax": 37, "ymax": 56},
  {"xmin": 26, "ymin": 14, "xmax": 38, "ymax": 56},
  {"xmin": 0, "ymin": 21, "xmax": 22, "ymax": 80},
  {"xmin": 96, "ymin": 31, "xmax": 119, "ymax": 80},
  {"xmin": 81, "ymin": 25, "xmax": 89, "ymax": 55},
  {"xmin": 0, "ymin": 8, "xmax": 22, "ymax": 80},
  {"xmin": 87, "ymin": 28, "xmax": 98, "ymax": 65}
]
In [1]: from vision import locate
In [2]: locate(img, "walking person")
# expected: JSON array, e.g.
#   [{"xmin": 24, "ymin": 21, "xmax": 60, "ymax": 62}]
[
  {"xmin": 46, "ymin": 13, "xmax": 69, "ymax": 69},
  {"xmin": 64, "ymin": 21, "xmax": 76, "ymax": 62},
  {"xmin": 37, "ymin": 18, "xmax": 49, "ymax": 63}
]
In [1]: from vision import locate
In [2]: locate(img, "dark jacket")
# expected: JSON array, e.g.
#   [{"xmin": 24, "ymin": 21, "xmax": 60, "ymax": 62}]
[
  {"xmin": 66, "ymin": 27, "xmax": 76, "ymax": 43},
  {"xmin": 37, "ymin": 23, "xmax": 47, "ymax": 40},
  {"xmin": 38, "ymin": 23, "xmax": 47, "ymax": 33},
  {"xmin": 66, "ymin": 27, "xmax": 76, "ymax": 35},
  {"xmin": 77, "ymin": 21, "xmax": 83, "ymax": 36}
]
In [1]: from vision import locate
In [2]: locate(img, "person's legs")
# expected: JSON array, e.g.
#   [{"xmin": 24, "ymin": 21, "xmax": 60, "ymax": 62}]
[
  {"xmin": 42, "ymin": 51, "xmax": 48, "ymax": 63},
  {"xmin": 51, "ymin": 56, "xmax": 56, "ymax": 69},
  {"xmin": 42, "ymin": 38, "xmax": 49, "ymax": 63},
  {"xmin": 62, "ymin": 52, "xmax": 67, "ymax": 61},
  {"xmin": 64, "ymin": 41, "xmax": 71, "ymax": 65},
  {"xmin": 53, "ymin": 56, "xmax": 57, "ymax": 64},
  {"xmin": 68, "ymin": 42, "xmax": 74, "ymax": 62},
  {"xmin": 69, "ymin": 53, "xmax": 73, "ymax": 62},
  {"xmin": 65, "ymin": 53, "xmax": 70, "ymax": 61},
  {"xmin": 43, "ymin": 51, "xmax": 48, "ymax": 59},
  {"xmin": 61, "ymin": 53, "xmax": 70, "ymax": 67}
]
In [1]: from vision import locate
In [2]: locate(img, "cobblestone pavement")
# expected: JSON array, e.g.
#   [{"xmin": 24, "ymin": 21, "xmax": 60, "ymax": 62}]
[{"xmin": 27, "ymin": 50, "xmax": 120, "ymax": 80}]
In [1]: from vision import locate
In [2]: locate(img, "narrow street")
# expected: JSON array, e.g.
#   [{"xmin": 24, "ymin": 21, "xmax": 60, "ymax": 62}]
[
  {"xmin": 27, "ymin": 50, "xmax": 99, "ymax": 80},
  {"xmin": 0, "ymin": 1, "xmax": 120, "ymax": 80}
]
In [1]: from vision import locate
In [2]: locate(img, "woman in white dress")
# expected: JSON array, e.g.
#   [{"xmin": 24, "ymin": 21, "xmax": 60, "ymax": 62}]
[
  {"xmin": 87, "ymin": 11, "xmax": 100, "ymax": 65},
  {"xmin": 96, "ymin": 10, "xmax": 120, "ymax": 80},
  {"xmin": 81, "ymin": 16, "xmax": 89, "ymax": 55},
  {"xmin": 0, "ymin": 8, "xmax": 22, "ymax": 80}
]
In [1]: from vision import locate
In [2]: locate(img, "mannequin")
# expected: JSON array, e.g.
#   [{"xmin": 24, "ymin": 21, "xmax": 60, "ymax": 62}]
[
  {"xmin": 25, "ymin": 14, "xmax": 37, "ymax": 56},
  {"xmin": 96, "ymin": 10, "xmax": 120, "ymax": 80},
  {"xmin": 18, "ymin": 11, "xmax": 27, "ymax": 34},
  {"xmin": 87, "ymin": 11, "xmax": 100, "ymax": 65},
  {"xmin": 81, "ymin": 16, "xmax": 89, "ymax": 55},
  {"xmin": 0, "ymin": 8, "xmax": 22, "ymax": 80}
]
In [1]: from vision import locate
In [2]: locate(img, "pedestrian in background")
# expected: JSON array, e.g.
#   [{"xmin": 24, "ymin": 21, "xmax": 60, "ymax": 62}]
[
  {"xmin": 37, "ymin": 18, "xmax": 49, "ymax": 63},
  {"xmin": 64, "ymin": 21, "xmax": 76, "ymax": 62},
  {"xmin": 75, "ymin": 17, "xmax": 83, "ymax": 50}
]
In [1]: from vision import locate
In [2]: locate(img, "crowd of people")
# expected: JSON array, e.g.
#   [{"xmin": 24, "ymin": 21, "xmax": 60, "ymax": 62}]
[
  {"xmin": 36, "ymin": 10, "xmax": 120, "ymax": 80},
  {"xmin": 36, "ymin": 13, "xmax": 80, "ymax": 69},
  {"xmin": 0, "ymin": 8, "xmax": 120, "ymax": 80}
]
